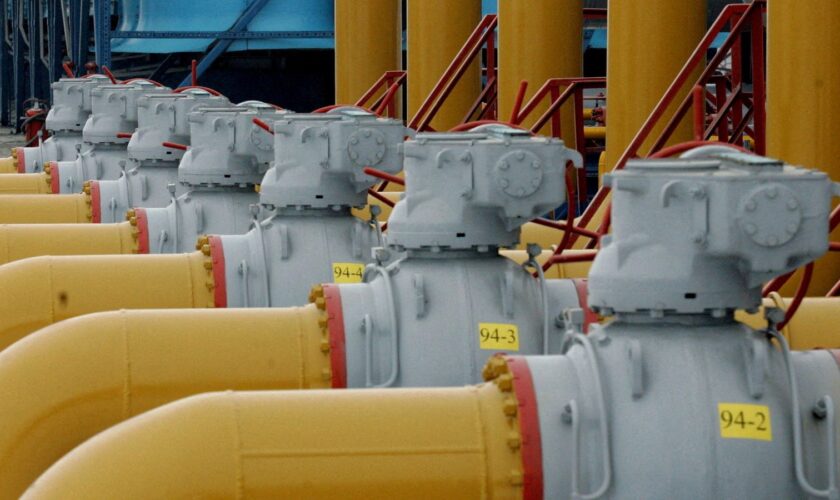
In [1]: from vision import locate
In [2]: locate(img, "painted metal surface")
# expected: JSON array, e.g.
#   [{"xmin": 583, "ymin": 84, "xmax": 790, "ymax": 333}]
[
  {"xmin": 407, "ymin": 0, "xmax": 481, "ymax": 131},
  {"xmin": 334, "ymin": 0, "xmax": 401, "ymax": 107},
  {"xmin": 498, "ymin": 0, "xmax": 582, "ymax": 144},
  {"xmin": 0, "ymin": 251, "xmax": 215, "ymax": 353},
  {"xmin": 0, "ymin": 306, "xmax": 330, "ymax": 498},
  {"xmin": 603, "ymin": 0, "xmax": 706, "ymax": 176},
  {"xmin": 110, "ymin": 0, "xmax": 334, "ymax": 54},
  {"xmin": 25, "ymin": 383, "xmax": 524, "ymax": 498},
  {"xmin": 768, "ymin": 0, "xmax": 840, "ymax": 295}
]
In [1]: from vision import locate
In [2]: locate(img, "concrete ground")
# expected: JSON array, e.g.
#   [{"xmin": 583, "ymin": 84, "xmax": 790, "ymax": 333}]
[{"xmin": 0, "ymin": 127, "xmax": 23, "ymax": 157}]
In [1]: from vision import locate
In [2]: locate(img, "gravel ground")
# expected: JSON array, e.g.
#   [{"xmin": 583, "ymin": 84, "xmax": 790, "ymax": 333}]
[{"xmin": 0, "ymin": 127, "xmax": 23, "ymax": 157}]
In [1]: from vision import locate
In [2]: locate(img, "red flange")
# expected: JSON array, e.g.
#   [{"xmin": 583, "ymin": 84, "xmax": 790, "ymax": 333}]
[
  {"xmin": 15, "ymin": 148, "xmax": 25, "ymax": 173},
  {"xmin": 208, "ymin": 236, "xmax": 228, "ymax": 308},
  {"xmin": 49, "ymin": 162, "xmax": 61, "ymax": 194},
  {"xmin": 323, "ymin": 284, "xmax": 348, "ymax": 389},
  {"xmin": 89, "ymin": 181, "xmax": 101, "ymax": 222},
  {"xmin": 505, "ymin": 355, "xmax": 544, "ymax": 500},
  {"xmin": 134, "ymin": 208, "xmax": 151, "ymax": 254}
]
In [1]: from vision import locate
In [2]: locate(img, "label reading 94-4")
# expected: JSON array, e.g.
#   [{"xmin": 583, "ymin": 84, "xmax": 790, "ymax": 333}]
[
  {"xmin": 479, "ymin": 323, "xmax": 519, "ymax": 351},
  {"xmin": 332, "ymin": 262, "xmax": 365, "ymax": 283},
  {"xmin": 718, "ymin": 403, "xmax": 772, "ymax": 441}
]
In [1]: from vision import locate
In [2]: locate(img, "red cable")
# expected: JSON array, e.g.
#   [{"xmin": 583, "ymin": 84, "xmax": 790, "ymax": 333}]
[
  {"xmin": 162, "ymin": 141, "xmax": 188, "ymax": 151},
  {"xmin": 252, "ymin": 117, "xmax": 274, "ymax": 135},
  {"xmin": 363, "ymin": 167, "xmax": 404, "ymax": 186}
]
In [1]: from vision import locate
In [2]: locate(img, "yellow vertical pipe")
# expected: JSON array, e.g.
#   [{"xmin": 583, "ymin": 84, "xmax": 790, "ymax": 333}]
[
  {"xmin": 498, "ymin": 0, "xmax": 583, "ymax": 146},
  {"xmin": 768, "ymin": 0, "xmax": 840, "ymax": 295},
  {"xmin": 335, "ymin": 0, "xmax": 402, "ymax": 106},
  {"xmin": 407, "ymin": 0, "xmax": 481, "ymax": 130},
  {"xmin": 604, "ymin": 0, "xmax": 706, "ymax": 176}
]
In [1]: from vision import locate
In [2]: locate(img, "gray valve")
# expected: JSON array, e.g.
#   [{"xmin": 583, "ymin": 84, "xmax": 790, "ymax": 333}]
[
  {"xmin": 589, "ymin": 151, "xmax": 836, "ymax": 316},
  {"xmin": 178, "ymin": 102, "xmax": 286, "ymax": 187},
  {"xmin": 386, "ymin": 125, "xmax": 582, "ymax": 251},
  {"xmin": 258, "ymin": 108, "xmax": 406, "ymax": 210}
]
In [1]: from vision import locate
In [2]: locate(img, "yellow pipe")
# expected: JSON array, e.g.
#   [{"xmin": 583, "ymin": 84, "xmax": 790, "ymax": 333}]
[
  {"xmin": 0, "ymin": 306, "xmax": 330, "ymax": 498},
  {"xmin": 407, "ymin": 0, "xmax": 481, "ymax": 131},
  {"xmin": 0, "ymin": 221, "xmax": 136, "ymax": 265},
  {"xmin": 335, "ymin": 0, "xmax": 402, "ymax": 107},
  {"xmin": 0, "ymin": 155, "xmax": 17, "ymax": 174},
  {"xmin": 585, "ymin": 126, "xmax": 606, "ymax": 140},
  {"xmin": 0, "ymin": 172, "xmax": 51, "ymax": 194},
  {"xmin": 737, "ymin": 295, "xmax": 840, "ymax": 350},
  {"xmin": 0, "ymin": 251, "xmax": 215, "ymax": 352},
  {"xmin": 604, "ymin": 0, "xmax": 706, "ymax": 177},
  {"xmin": 768, "ymin": 0, "xmax": 840, "ymax": 295},
  {"xmin": 498, "ymin": 0, "xmax": 582, "ymax": 143},
  {"xmin": 0, "ymin": 193, "xmax": 90, "ymax": 223},
  {"xmin": 26, "ymin": 382, "xmax": 523, "ymax": 498}
]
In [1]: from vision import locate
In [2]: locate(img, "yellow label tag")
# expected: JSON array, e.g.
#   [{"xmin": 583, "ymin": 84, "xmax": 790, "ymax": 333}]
[
  {"xmin": 478, "ymin": 323, "xmax": 520, "ymax": 351},
  {"xmin": 332, "ymin": 262, "xmax": 365, "ymax": 283},
  {"xmin": 718, "ymin": 403, "xmax": 772, "ymax": 441}
]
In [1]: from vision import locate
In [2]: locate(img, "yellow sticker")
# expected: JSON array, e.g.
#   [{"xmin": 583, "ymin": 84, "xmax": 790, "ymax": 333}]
[
  {"xmin": 479, "ymin": 323, "xmax": 520, "ymax": 351},
  {"xmin": 718, "ymin": 403, "xmax": 772, "ymax": 441},
  {"xmin": 332, "ymin": 262, "xmax": 365, "ymax": 283}
]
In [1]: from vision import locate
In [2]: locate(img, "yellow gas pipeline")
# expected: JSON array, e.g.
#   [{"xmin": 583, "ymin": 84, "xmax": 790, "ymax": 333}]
[
  {"xmin": 0, "ymin": 172, "xmax": 51, "ymax": 194},
  {"xmin": 0, "ymin": 153, "xmax": 17, "ymax": 174},
  {"xmin": 0, "ymin": 306, "xmax": 330, "ymax": 498},
  {"xmin": 0, "ymin": 251, "xmax": 215, "ymax": 352},
  {"xmin": 0, "ymin": 221, "xmax": 136, "ymax": 264},
  {"xmin": 0, "ymin": 192, "xmax": 89, "ymax": 224},
  {"xmin": 25, "ymin": 380, "xmax": 524, "ymax": 499}
]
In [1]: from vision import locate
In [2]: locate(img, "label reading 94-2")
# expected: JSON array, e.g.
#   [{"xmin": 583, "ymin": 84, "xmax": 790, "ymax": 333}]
[
  {"xmin": 718, "ymin": 403, "xmax": 772, "ymax": 441},
  {"xmin": 332, "ymin": 262, "xmax": 365, "ymax": 283},
  {"xmin": 478, "ymin": 323, "xmax": 519, "ymax": 351}
]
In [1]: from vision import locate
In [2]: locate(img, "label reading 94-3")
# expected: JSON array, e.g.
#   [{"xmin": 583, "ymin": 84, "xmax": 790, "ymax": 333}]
[
  {"xmin": 332, "ymin": 262, "xmax": 365, "ymax": 283},
  {"xmin": 478, "ymin": 323, "xmax": 519, "ymax": 351},
  {"xmin": 718, "ymin": 403, "xmax": 772, "ymax": 441}
]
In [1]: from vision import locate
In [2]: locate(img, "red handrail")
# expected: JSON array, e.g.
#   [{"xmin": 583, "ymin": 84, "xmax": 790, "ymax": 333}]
[
  {"xmin": 571, "ymin": 1, "xmax": 766, "ymax": 247},
  {"xmin": 408, "ymin": 15, "xmax": 498, "ymax": 131}
]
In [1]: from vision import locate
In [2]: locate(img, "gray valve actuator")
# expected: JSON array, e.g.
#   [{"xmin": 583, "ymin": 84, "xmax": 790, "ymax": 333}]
[
  {"xmin": 387, "ymin": 125, "xmax": 582, "ymax": 250},
  {"xmin": 590, "ymin": 152, "xmax": 835, "ymax": 317}
]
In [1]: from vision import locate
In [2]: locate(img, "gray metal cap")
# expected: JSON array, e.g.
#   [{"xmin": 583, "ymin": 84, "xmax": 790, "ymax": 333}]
[
  {"xmin": 386, "ymin": 126, "xmax": 581, "ymax": 250},
  {"xmin": 588, "ymin": 150, "xmax": 837, "ymax": 317},
  {"xmin": 83, "ymin": 81, "xmax": 171, "ymax": 144},
  {"xmin": 177, "ymin": 102, "xmax": 287, "ymax": 186},
  {"xmin": 46, "ymin": 76, "xmax": 111, "ymax": 133},
  {"xmin": 128, "ymin": 91, "xmax": 230, "ymax": 163},
  {"xmin": 258, "ymin": 108, "xmax": 406, "ymax": 209}
]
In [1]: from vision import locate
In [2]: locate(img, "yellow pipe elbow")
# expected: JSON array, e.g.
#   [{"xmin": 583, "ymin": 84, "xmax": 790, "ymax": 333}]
[
  {"xmin": 0, "ymin": 221, "xmax": 136, "ymax": 265},
  {"xmin": 0, "ymin": 306, "xmax": 330, "ymax": 498},
  {"xmin": 0, "ymin": 252, "xmax": 215, "ymax": 352},
  {"xmin": 0, "ymin": 193, "xmax": 90, "ymax": 224},
  {"xmin": 0, "ymin": 155, "xmax": 17, "ymax": 174},
  {"xmin": 0, "ymin": 172, "xmax": 51, "ymax": 194},
  {"xmin": 26, "ymin": 381, "xmax": 524, "ymax": 498}
]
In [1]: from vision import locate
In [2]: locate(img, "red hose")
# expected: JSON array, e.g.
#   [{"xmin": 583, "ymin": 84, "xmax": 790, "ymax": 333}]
[
  {"xmin": 174, "ymin": 85, "xmax": 222, "ymax": 96},
  {"xmin": 649, "ymin": 140, "xmax": 748, "ymax": 159},
  {"xmin": 252, "ymin": 117, "xmax": 274, "ymax": 135},
  {"xmin": 367, "ymin": 189, "xmax": 396, "ymax": 208},
  {"xmin": 449, "ymin": 120, "xmax": 531, "ymax": 133},
  {"xmin": 62, "ymin": 63, "xmax": 75, "ymax": 78},
  {"xmin": 363, "ymin": 167, "xmax": 404, "ymax": 186},
  {"xmin": 101, "ymin": 66, "xmax": 118, "ymax": 84},
  {"xmin": 115, "ymin": 132, "xmax": 133, "ymax": 139},
  {"xmin": 313, "ymin": 104, "xmax": 374, "ymax": 114},
  {"xmin": 122, "ymin": 78, "xmax": 165, "ymax": 87},
  {"xmin": 162, "ymin": 141, "xmax": 189, "ymax": 151}
]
